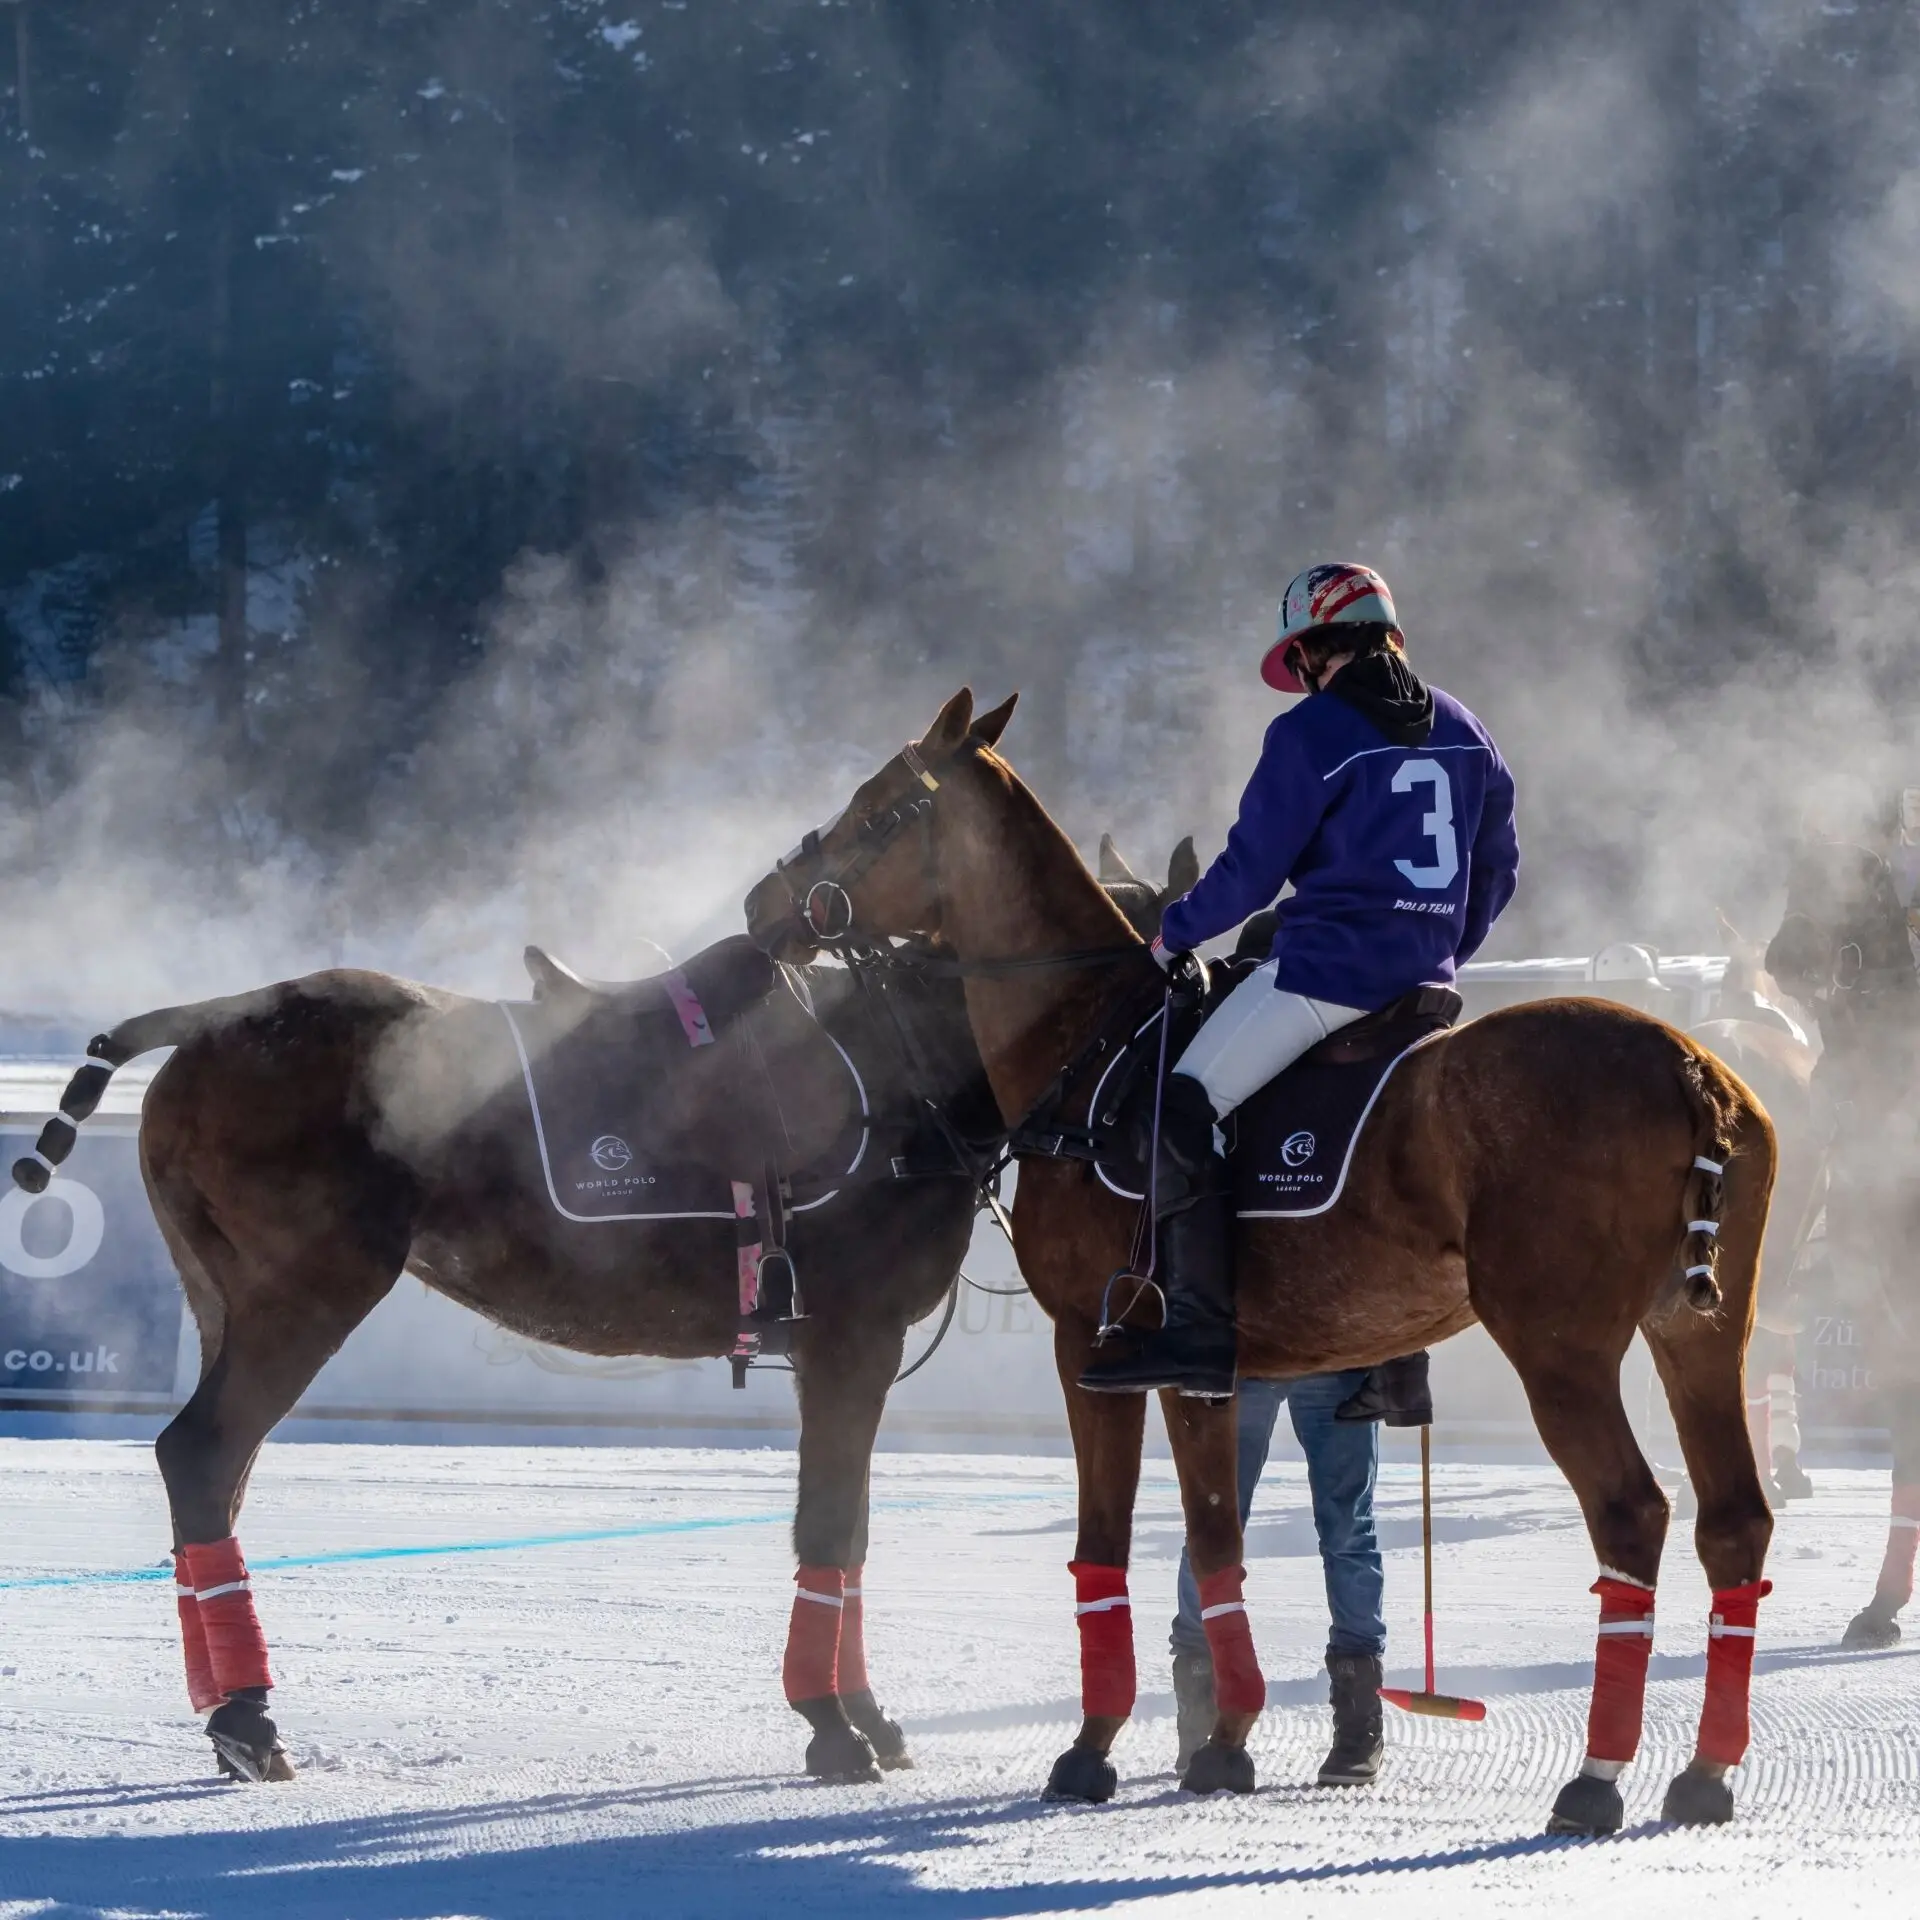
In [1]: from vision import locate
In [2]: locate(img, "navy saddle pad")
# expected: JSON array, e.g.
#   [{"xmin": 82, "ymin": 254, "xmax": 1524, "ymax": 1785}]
[
  {"xmin": 1092, "ymin": 984, "xmax": 1460, "ymax": 1219},
  {"xmin": 500, "ymin": 936, "xmax": 869, "ymax": 1223}
]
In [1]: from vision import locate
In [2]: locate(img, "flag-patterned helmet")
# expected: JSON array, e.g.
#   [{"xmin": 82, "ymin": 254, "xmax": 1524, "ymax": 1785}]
[{"xmin": 1261, "ymin": 562, "xmax": 1402, "ymax": 692}]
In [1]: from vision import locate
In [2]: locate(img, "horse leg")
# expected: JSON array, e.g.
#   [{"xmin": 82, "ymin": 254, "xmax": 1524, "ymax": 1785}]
[
  {"xmin": 1507, "ymin": 1355, "xmax": 1669, "ymax": 1836},
  {"xmin": 787, "ymin": 1318, "xmax": 904, "ymax": 1784},
  {"xmin": 1160, "ymin": 1386, "xmax": 1263, "ymax": 1795},
  {"xmin": 1045, "ymin": 1313, "xmax": 1148, "ymax": 1803},
  {"xmin": 1644, "ymin": 1311, "xmax": 1776, "ymax": 1826},
  {"xmin": 151, "ymin": 1180, "xmax": 400, "ymax": 1782},
  {"xmin": 1845, "ymin": 1384, "xmax": 1920, "ymax": 1649}
]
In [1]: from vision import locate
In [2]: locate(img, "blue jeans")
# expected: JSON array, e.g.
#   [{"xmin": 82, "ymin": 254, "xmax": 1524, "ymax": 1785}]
[{"xmin": 1170, "ymin": 1371, "xmax": 1386, "ymax": 1661}]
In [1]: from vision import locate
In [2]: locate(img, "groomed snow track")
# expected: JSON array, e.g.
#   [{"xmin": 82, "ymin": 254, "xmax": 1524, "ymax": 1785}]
[{"xmin": 1, "ymin": 1440, "xmax": 1916, "ymax": 1917}]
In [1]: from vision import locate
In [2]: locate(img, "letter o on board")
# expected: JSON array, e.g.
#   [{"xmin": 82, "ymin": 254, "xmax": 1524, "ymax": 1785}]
[{"xmin": 0, "ymin": 1179, "xmax": 107, "ymax": 1280}]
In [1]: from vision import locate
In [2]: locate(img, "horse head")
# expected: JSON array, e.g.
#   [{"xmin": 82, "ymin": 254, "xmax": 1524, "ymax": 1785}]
[
  {"xmin": 1098, "ymin": 833, "xmax": 1198, "ymax": 942},
  {"xmin": 743, "ymin": 687, "xmax": 1020, "ymax": 963}
]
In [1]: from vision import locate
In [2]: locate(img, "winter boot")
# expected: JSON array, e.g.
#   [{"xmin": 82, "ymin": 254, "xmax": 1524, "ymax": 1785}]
[
  {"xmin": 1772, "ymin": 1446, "xmax": 1814, "ymax": 1501},
  {"xmin": 1172, "ymin": 1648, "xmax": 1217, "ymax": 1775},
  {"xmin": 1079, "ymin": 1075, "xmax": 1236, "ymax": 1399},
  {"xmin": 1335, "ymin": 1351, "xmax": 1433, "ymax": 1428},
  {"xmin": 1317, "ymin": 1650, "xmax": 1384, "ymax": 1786}
]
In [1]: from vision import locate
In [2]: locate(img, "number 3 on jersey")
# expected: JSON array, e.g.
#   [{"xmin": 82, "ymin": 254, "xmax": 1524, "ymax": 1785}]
[{"xmin": 1392, "ymin": 759, "xmax": 1460, "ymax": 889}]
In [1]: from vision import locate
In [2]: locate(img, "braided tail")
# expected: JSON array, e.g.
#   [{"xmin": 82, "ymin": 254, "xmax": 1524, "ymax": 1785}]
[
  {"xmin": 1677, "ymin": 1046, "xmax": 1741, "ymax": 1316},
  {"xmin": 1683, "ymin": 1149, "xmax": 1731, "ymax": 1313},
  {"xmin": 11, "ymin": 1002, "xmax": 210, "ymax": 1194}
]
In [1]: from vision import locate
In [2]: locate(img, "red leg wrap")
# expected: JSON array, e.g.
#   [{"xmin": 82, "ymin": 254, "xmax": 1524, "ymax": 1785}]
[
  {"xmin": 836, "ymin": 1562, "xmax": 870, "ymax": 1697},
  {"xmin": 1698, "ymin": 1578, "xmax": 1772, "ymax": 1767},
  {"xmin": 1070, "ymin": 1562, "xmax": 1135, "ymax": 1719},
  {"xmin": 1872, "ymin": 1485, "xmax": 1920, "ymax": 1609},
  {"xmin": 173, "ymin": 1554, "xmax": 224, "ymax": 1713},
  {"xmin": 1197, "ymin": 1565, "xmax": 1266, "ymax": 1716},
  {"xmin": 782, "ymin": 1564, "xmax": 844, "ymax": 1703},
  {"xmin": 180, "ymin": 1537, "xmax": 272, "ymax": 1695},
  {"xmin": 1585, "ymin": 1575, "xmax": 1656, "ymax": 1763}
]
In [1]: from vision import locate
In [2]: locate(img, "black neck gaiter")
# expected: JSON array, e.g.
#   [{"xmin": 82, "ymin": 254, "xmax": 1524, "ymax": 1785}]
[{"xmin": 1324, "ymin": 648, "xmax": 1434, "ymax": 746}]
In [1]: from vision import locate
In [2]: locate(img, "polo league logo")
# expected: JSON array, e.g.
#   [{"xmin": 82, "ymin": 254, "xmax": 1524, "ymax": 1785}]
[
  {"xmin": 1281, "ymin": 1131, "xmax": 1316, "ymax": 1168},
  {"xmin": 590, "ymin": 1134, "xmax": 634, "ymax": 1172}
]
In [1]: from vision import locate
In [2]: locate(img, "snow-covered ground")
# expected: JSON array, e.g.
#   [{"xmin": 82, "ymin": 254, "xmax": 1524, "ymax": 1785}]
[{"xmin": 1, "ymin": 1438, "xmax": 1916, "ymax": 1918}]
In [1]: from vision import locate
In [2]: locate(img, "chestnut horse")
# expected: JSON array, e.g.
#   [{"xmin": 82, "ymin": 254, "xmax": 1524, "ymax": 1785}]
[
  {"xmin": 12, "ymin": 948, "xmax": 995, "ymax": 1786},
  {"xmin": 745, "ymin": 688, "xmax": 1777, "ymax": 1834},
  {"xmin": 1764, "ymin": 839, "xmax": 1920, "ymax": 1646}
]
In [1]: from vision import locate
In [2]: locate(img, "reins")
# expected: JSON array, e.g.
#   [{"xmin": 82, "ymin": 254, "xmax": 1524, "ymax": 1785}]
[{"xmin": 763, "ymin": 720, "xmax": 1172, "ymax": 1300}]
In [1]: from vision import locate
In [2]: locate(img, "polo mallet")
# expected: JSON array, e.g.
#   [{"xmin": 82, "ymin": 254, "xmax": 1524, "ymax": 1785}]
[{"xmin": 1380, "ymin": 1425, "xmax": 1487, "ymax": 1722}]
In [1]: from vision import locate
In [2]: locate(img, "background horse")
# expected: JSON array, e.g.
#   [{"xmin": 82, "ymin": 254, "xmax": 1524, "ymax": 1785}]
[
  {"xmin": 15, "ymin": 946, "xmax": 993, "ymax": 1786},
  {"xmin": 1765, "ymin": 839, "xmax": 1920, "ymax": 1646},
  {"xmin": 745, "ymin": 687, "xmax": 1777, "ymax": 1835}
]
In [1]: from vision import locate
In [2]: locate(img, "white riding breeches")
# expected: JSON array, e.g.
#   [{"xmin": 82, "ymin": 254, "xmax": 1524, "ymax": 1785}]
[{"xmin": 1172, "ymin": 959, "xmax": 1367, "ymax": 1120}]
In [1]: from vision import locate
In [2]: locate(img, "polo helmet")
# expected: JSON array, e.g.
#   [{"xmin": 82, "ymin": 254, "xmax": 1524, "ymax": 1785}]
[{"xmin": 1261, "ymin": 562, "xmax": 1401, "ymax": 693}]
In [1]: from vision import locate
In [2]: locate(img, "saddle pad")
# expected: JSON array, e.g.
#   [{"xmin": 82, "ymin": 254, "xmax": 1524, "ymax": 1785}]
[
  {"xmin": 1228, "ymin": 1030, "xmax": 1445, "ymax": 1217},
  {"xmin": 499, "ymin": 985, "xmax": 869, "ymax": 1225},
  {"xmin": 1091, "ymin": 1013, "xmax": 1446, "ymax": 1219}
]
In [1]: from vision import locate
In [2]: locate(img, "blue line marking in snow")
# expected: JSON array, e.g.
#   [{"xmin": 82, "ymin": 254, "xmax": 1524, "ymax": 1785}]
[{"xmin": 0, "ymin": 1486, "xmax": 1108, "ymax": 1594}]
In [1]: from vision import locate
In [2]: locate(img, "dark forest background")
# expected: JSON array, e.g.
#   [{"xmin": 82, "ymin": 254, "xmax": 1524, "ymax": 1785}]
[{"xmin": 4, "ymin": 1, "xmax": 1920, "ymax": 1003}]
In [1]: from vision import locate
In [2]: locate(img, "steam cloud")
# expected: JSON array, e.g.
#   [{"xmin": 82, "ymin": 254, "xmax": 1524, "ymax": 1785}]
[{"xmin": 5, "ymin": 2, "xmax": 1920, "ymax": 1019}]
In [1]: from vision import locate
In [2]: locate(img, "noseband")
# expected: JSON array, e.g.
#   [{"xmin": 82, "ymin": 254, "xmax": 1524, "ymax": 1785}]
[{"xmin": 771, "ymin": 739, "xmax": 952, "ymax": 948}]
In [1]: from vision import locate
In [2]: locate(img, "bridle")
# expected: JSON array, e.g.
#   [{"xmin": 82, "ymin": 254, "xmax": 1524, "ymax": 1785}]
[
  {"xmin": 758, "ymin": 728, "xmax": 1173, "ymax": 1261},
  {"xmin": 769, "ymin": 737, "xmax": 948, "ymax": 952},
  {"xmin": 765, "ymin": 733, "xmax": 1153, "ymax": 979}
]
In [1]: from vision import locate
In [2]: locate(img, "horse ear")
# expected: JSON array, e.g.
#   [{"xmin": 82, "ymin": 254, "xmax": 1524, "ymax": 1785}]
[
  {"xmin": 1098, "ymin": 834, "xmax": 1142, "ymax": 885},
  {"xmin": 971, "ymin": 691, "xmax": 1019, "ymax": 749},
  {"xmin": 1166, "ymin": 835, "xmax": 1200, "ymax": 898},
  {"xmin": 919, "ymin": 687, "xmax": 975, "ymax": 752}
]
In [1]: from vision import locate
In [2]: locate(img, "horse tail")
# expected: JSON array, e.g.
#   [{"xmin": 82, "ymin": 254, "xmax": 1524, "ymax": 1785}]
[
  {"xmin": 1675, "ymin": 1040, "xmax": 1771, "ymax": 1317},
  {"xmin": 10, "ymin": 999, "xmax": 229, "ymax": 1194}
]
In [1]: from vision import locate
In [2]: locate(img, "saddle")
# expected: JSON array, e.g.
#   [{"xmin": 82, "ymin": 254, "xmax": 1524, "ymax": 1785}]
[
  {"xmin": 523, "ymin": 937, "xmax": 778, "ymax": 1032},
  {"xmin": 501, "ymin": 935, "xmax": 869, "ymax": 1377},
  {"xmin": 1086, "ymin": 969, "xmax": 1461, "ymax": 1218}
]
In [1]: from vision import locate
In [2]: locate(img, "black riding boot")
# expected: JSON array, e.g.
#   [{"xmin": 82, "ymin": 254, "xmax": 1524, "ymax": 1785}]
[
  {"xmin": 1334, "ymin": 1350, "xmax": 1433, "ymax": 1427},
  {"xmin": 1318, "ymin": 1650, "xmax": 1384, "ymax": 1785},
  {"xmin": 1079, "ymin": 1075, "xmax": 1236, "ymax": 1400}
]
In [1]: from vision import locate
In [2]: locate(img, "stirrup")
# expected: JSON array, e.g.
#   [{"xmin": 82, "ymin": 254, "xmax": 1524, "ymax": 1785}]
[{"xmin": 1077, "ymin": 1326, "xmax": 1235, "ymax": 1399}]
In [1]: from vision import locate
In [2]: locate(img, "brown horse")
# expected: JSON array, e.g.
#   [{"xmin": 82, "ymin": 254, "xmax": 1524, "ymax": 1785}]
[
  {"xmin": 12, "ymin": 945, "xmax": 996, "ymax": 1785},
  {"xmin": 1763, "ymin": 839, "xmax": 1920, "ymax": 1646},
  {"xmin": 745, "ymin": 687, "xmax": 1777, "ymax": 1834}
]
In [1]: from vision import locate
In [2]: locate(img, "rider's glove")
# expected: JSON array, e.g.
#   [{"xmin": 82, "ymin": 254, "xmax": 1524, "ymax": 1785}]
[{"xmin": 1151, "ymin": 937, "xmax": 1209, "ymax": 997}]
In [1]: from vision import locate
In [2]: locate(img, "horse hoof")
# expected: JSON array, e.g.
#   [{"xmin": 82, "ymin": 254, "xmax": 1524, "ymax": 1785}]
[
  {"xmin": 1661, "ymin": 1766, "xmax": 1734, "ymax": 1826},
  {"xmin": 205, "ymin": 1698, "xmax": 294, "ymax": 1784},
  {"xmin": 1545, "ymin": 1772, "xmax": 1623, "ymax": 1835},
  {"xmin": 1843, "ymin": 1604, "xmax": 1901, "ymax": 1650},
  {"xmin": 1180, "ymin": 1742, "xmax": 1255, "ymax": 1795},
  {"xmin": 841, "ymin": 1688, "xmax": 913, "ymax": 1771},
  {"xmin": 1045, "ymin": 1743, "xmax": 1117, "ymax": 1803},
  {"xmin": 804, "ymin": 1721, "xmax": 881, "ymax": 1784}
]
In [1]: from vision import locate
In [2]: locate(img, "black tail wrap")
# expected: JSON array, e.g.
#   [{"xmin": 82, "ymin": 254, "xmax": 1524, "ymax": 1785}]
[
  {"xmin": 60, "ymin": 1061, "xmax": 117, "ymax": 1124},
  {"xmin": 10, "ymin": 1042, "xmax": 130, "ymax": 1194},
  {"xmin": 88, "ymin": 1031, "xmax": 139, "ymax": 1069}
]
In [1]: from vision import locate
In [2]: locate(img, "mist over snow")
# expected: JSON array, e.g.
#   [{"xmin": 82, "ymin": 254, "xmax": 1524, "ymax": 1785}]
[{"xmin": 4, "ymin": 1, "xmax": 1920, "ymax": 1013}]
